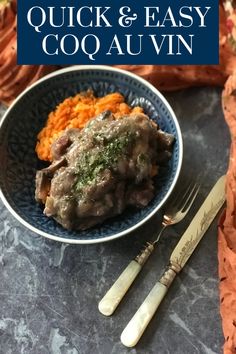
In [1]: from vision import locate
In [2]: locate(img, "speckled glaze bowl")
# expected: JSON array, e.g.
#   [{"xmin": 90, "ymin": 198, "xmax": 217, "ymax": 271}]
[{"xmin": 0, "ymin": 66, "xmax": 183, "ymax": 244}]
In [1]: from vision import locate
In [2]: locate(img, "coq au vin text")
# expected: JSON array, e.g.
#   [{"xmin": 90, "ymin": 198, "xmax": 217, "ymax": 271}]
[{"xmin": 27, "ymin": 6, "xmax": 211, "ymax": 59}]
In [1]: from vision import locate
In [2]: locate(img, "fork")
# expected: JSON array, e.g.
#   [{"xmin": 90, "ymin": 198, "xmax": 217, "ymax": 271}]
[{"xmin": 98, "ymin": 181, "xmax": 200, "ymax": 316}]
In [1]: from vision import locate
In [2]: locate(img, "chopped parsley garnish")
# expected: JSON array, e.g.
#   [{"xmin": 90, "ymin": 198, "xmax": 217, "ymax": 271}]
[{"xmin": 75, "ymin": 132, "xmax": 134, "ymax": 193}]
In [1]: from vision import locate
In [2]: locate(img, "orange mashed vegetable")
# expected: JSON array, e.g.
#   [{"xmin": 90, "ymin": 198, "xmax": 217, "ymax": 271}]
[{"xmin": 36, "ymin": 91, "xmax": 143, "ymax": 161}]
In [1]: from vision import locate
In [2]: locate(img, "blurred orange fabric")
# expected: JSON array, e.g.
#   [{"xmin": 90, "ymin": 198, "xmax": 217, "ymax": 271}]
[
  {"xmin": 0, "ymin": 1, "xmax": 235, "ymax": 104},
  {"xmin": 219, "ymin": 72, "xmax": 236, "ymax": 354},
  {"xmin": 0, "ymin": 0, "xmax": 58, "ymax": 105}
]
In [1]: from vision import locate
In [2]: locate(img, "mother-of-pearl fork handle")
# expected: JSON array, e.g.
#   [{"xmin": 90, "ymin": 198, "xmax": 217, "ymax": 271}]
[
  {"xmin": 98, "ymin": 260, "xmax": 142, "ymax": 316},
  {"xmin": 98, "ymin": 243, "xmax": 155, "ymax": 316},
  {"xmin": 120, "ymin": 268, "xmax": 177, "ymax": 347}
]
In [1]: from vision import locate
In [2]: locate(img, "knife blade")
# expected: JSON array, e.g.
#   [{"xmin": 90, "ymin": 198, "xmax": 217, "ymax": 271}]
[{"xmin": 120, "ymin": 175, "xmax": 226, "ymax": 347}]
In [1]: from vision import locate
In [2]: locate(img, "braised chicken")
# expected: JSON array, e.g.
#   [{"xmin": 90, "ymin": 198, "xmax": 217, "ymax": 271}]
[{"xmin": 35, "ymin": 111, "xmax": 174, "ymax": 230}]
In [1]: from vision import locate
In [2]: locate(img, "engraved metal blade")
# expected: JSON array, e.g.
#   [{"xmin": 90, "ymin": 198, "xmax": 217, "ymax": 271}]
[{"xmin": 170, "ymin": 175, "xmax": 226, "ymax": 269}]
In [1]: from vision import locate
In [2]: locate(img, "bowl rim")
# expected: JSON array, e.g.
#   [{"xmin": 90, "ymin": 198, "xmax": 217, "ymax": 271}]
[{"xmin": 0, "ymin": 65, "xmax": 183, "ymax": 244}]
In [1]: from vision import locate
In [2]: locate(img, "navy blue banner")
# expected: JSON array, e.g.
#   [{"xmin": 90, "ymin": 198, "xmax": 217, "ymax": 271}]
[{"xmin": 17, "ymin": 0, "xmax": 219, "ymax": 65}]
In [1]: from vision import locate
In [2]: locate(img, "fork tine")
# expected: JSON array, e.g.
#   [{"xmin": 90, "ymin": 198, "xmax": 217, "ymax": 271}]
[
  {"xmin": 180, "ymin": 183, "xmax": 200, "ymax": 212},
  {"xmin": 173, "ymin": 180, "xmax": 196, "ymax": 210},
  {"xmin": 169, "ymin": 180, "xmax": 193, "ymax": 207}
]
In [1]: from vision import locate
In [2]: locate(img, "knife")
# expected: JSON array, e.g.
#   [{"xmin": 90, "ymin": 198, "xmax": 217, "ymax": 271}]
[{"xmin": 120, "ymin": 175, "xmax": 226, "ymax": 347}]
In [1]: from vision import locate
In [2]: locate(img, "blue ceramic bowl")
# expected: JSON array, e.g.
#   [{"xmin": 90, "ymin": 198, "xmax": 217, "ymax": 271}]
[{"xmin": 0, "ymin": 66, "xmax": 183, "ymax": 244}]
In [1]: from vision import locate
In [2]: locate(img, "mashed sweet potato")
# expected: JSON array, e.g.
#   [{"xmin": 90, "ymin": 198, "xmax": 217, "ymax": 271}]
[{"xmin": 35, "ymin": 91, "xmax": 143, "ymax": 161}]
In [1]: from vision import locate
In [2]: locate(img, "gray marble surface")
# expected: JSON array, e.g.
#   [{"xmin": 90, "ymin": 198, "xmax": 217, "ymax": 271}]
[{"xmin": 0, "ymin": 87, "xmax": 230, "ymax": 354}]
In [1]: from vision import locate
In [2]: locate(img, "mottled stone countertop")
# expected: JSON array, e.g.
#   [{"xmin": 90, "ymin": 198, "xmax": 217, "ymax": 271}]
[{"xmin": 0, "ymin": 87, "xmax": 230, "ymax": 354}]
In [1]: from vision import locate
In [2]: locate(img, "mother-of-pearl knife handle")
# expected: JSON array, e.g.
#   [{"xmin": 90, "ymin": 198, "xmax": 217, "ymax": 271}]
[
  {"xmin": 98, "ymin": 243, "xmax": 154, "ymax": 316},
  {"xmin": 120, "ymin": 266, "xmax": 177, "ymax": 347}
]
